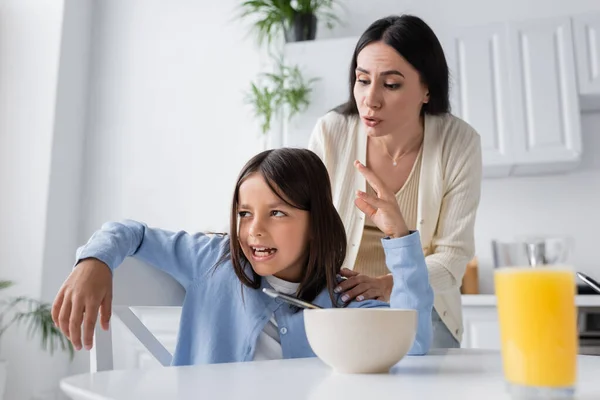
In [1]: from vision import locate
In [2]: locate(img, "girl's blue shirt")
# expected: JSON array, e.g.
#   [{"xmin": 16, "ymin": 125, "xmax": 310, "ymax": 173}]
[{"xmin": 75, "ymin": 219, "xmax": 434, "ymax": 365}]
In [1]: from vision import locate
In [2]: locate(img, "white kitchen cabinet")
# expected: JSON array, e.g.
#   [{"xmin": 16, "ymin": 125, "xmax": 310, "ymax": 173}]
[
  {"xmin": 445, "ymin": 17, "xmax": 582, "ymax": 177},
  {"xmin": 573, "ymin": 12, "xmax": 600, "ymax": 96},
  {"xmin": 461, "ymin": 304, "xmax": 501, "ymax": 350},
  {"xmin": 443, "ymin": 23, "xmax": 515, "ymax": 178},
  {"xmin": 507, "ymin": 17, "xmax": 582, "ymax": 175},
  {"xmin": 461, "ymin": 295, "xmax": 600, "ymax": 352},
  {"xmin": 573, "ymin": 12, "xmax": 600, "ymax": 111}
]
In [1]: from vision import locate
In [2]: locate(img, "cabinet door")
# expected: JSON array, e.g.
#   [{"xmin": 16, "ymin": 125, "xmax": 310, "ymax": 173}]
[
  {"xmin": 507, "ymin": 17, "xmax": 582, "ymax": 172},
  {"xmin": 573, "ymin": 12, "xmax": 600, "ymax": 95},
  {"xmin": 465, "ymin": 320, "xmax": 502, "ymax": 350},
  {"xmin": 444, "ymin": 24, "xmax": 514, "ymax": 178},
  {"xmin": 461, "ymin": 306, "xmax": 501, "ymax": 350}
]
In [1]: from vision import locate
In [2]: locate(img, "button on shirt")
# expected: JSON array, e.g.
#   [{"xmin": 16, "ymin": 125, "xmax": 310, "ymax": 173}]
[{"xmin": 252, "ymin": 275, "xmax": 299, "ymax": 361}]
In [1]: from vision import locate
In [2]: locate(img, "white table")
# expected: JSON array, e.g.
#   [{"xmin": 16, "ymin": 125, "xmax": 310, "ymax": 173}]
[{"xmin": 60, "ymin": 349, "xmax": 600, "ymax": 400}]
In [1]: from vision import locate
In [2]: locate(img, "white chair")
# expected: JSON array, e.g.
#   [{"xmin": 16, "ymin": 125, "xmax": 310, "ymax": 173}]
[{"xmin": 90, "ymin": 258, "xmax": 185, "ymax": 372}]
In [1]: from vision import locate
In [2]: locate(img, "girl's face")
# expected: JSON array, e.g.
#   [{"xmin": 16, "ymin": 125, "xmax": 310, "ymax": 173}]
[{"xmin": 237, "ymin": 172, "xmax": 310, "ymax": 283}]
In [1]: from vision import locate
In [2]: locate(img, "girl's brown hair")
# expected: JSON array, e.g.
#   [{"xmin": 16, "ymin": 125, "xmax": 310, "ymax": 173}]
[{"xmin": 217, "ymin": 148, "xmax": 347, "ymax": 306}]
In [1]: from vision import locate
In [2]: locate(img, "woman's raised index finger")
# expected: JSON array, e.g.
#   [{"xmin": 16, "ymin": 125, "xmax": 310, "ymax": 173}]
[{"xmin": 354, "ymin": 160, "xmax": 389, "ymax": 198}]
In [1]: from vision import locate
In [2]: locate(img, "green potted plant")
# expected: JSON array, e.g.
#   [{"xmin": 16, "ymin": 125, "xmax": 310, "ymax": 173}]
[
  {"xmin": 238, "ymin": 0, "xmax": 341, "ymax": 45},
  {"xmin": 0, "ymin": 280, "xmax": 73, "ymax": 399},
  {"xmin": 245, "ymin": 55, "xmax": 319, "ymax": 139}
]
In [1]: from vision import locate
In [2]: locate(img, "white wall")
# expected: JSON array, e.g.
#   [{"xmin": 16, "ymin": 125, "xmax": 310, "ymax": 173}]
[
  {"xmin": 474, "ymin": 111, "xmax": 600, "ymax": 293},
  {"xmin": 41, "ymin": 0, "xmax": 93, "ymax": 304},
  {"xmin": 79, "ymin": 0, "xmax": 264, "ymax": 237},
  {"xmin": 319, "ymin": 0, "xmax": 600, "ymax": 40},
  {"xmin": 0, "ymin": 1, "xmax": 69, "ymax": 399},
  {"xmin": 37, "ymin": 0, "xmax": 94, "ymax": 395},
  {"xmin": 69, "ymin": 0, "xmax": 266, "ymax": 376}
]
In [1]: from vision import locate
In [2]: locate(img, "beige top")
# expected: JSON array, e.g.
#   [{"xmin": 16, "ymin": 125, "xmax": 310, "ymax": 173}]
[
  {"xmin": 354, "ymin": 147, "xmax": 422, "ymax": 278},
  {"xmin": 308, "ymin": 111, "xmax": 482, "ymax": 342}
]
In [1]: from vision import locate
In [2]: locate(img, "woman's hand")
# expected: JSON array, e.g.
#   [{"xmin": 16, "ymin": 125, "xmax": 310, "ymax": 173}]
[
  {"xmin": 335, "ymin": 268, "xmax": 393, "ymax": 302},
  {"xmin": 339, "ymin": 160, "xmax": 408, "ymax": 303},
  {"xmin": 353, "ymin": 160, "xmax": 409, "ymax": 238},
  {"xmin": 51, "ymin": 258, "xmax": 113, "ymax": 351}
]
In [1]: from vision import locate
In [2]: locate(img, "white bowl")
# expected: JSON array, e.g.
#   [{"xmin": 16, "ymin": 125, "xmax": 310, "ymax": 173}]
[{"xmin": 304, "ymin": 308, "xmax": 417, "ymax": 374}]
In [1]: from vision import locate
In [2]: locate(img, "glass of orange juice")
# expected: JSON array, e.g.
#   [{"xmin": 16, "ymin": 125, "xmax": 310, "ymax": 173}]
[{"xmin": 495, "ymin": 266, "xmax": 578, "ymax": 398}]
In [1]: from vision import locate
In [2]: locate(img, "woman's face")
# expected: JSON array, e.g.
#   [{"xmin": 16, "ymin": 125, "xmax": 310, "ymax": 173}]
[{"xmin": 353, "ymin": 41, "xmax": 430, "ymax": 137}]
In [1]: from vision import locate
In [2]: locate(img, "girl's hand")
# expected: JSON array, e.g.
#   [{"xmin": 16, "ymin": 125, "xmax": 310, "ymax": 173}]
[
  {"xmin": 51, "ymin": 258, "xmax": 113, "ymax": 351},
  {"xmin": 353, "ymin": 160, "xmax": 409, "ymax": 238},
  {"xmin": 335, "ymin": 268, "xmax": 393, "ymax": 302}
]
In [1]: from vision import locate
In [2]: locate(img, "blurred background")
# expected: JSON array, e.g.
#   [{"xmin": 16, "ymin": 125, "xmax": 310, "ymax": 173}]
[{"xmin": 0, "ymin": 0, "xmax": 599, "ymax": 398}]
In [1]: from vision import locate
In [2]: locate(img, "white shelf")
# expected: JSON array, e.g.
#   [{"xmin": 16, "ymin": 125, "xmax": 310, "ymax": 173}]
[{"xmin": 462, "ymin": 295, "xmax": 600, "ymax": 307}]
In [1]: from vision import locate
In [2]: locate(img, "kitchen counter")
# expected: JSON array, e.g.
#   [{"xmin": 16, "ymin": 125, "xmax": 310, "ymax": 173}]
[
  {"xmin": 59, "ymin": 349, "xmax": 600, "ymax": 399},
  {"xmin": 462, "ymin": 294, "xmax": 600, "ymax": 307}
]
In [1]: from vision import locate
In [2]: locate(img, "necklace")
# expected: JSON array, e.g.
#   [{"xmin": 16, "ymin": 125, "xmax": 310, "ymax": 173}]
[{"xmin": 380, "ymin": 136, "xmax": 423, "ymax": 167}]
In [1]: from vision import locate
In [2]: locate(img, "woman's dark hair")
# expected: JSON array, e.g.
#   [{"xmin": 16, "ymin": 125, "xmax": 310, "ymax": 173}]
[
  {"xmin": 336, "ymin": 14, "xmax": 450, "ymax": 116},
  {"xmin": 219, "ymin": 148, "xmax": 347, "ymax": 306}
]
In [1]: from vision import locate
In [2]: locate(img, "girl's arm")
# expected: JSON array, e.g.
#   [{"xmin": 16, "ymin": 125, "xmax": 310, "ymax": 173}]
[
  {"xmin": 382, "ymin": 231, "xmax": 434, "ymax": 355},
  {"xmin": 53, "ymin": 219, "xmax": 228, "ymax": 351},
  {"xmin": 75, "ymin": 219, "xmax": 228, "ymax": 288},
  {"xmin": 349, "ymin": 232, "xmax": 433, "ymax": 355}
]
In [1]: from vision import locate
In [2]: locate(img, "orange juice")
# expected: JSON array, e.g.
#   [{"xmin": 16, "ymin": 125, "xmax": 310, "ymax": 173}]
[{"xmin": 495, "ymin": 267, "xmax": 578, "ymax": 389}]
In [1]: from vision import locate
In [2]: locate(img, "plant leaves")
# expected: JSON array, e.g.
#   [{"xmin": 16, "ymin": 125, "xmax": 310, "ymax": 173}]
[
  {"xmin": 1, "ymin": 296, "xmax": 74, "ymax": 360},
  {"xmin": 245, "ymin": 55, "xmax": 319, "ymax": 134},
  {"xmin": 237, "ymin": 0, "xmax": 341, "ymax": 45}
]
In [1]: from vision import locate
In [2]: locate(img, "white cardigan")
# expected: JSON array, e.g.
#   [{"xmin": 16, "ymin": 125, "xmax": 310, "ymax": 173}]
[{"xmin": 308, "ymin": 111, "xmax": 482, "ymax": 342}]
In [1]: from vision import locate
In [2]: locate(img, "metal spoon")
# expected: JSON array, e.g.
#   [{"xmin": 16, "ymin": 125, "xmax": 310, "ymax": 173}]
[
  {"xmin": 577, "ymin": 272, "xmax": 600, "ymax": 294},
  {"xmin": 262, "ymin": 288, "xmax": 323, "ymax": 309}
]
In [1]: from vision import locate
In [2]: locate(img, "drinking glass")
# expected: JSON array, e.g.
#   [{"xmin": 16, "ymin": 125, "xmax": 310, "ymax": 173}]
[{"xmin": 495, "ymin": 265, "xmax": 578, "ymax": 398}]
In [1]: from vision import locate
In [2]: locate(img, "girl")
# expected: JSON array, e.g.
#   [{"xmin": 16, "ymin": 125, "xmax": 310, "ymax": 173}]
[{"xmin": 51, "ymin": 148, "xmax": 433, "ymax": 366}]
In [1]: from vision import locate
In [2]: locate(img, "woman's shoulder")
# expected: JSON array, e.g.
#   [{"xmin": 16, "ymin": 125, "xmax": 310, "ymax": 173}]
[
  {"xmin": 314, "ymin": 110, "xmax": 360, "ymax": 139},
  {"xmin": 430, "ymin": 112, "xmax": 480, "ymax": 146},
  {"xmin": 438, "ymin": 113, "xmax": 479, "ymax": 140}
]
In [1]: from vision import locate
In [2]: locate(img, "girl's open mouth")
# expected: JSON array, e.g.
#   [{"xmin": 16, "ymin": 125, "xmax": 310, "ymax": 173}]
[{"xmin": 251, "ymin": 246, "xmax": 277, "ymax": 261}]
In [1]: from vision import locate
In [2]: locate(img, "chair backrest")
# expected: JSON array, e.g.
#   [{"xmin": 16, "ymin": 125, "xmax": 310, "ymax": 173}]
[{"xmin": 90, "ymin": 258, "xmax": 185, "ymax": 372}]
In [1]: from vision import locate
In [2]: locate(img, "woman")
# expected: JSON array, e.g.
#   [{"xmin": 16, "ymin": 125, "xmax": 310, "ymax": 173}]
[{"xmin": 308, "ymin": 14, "xmax": 482, "ymax": 348}]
